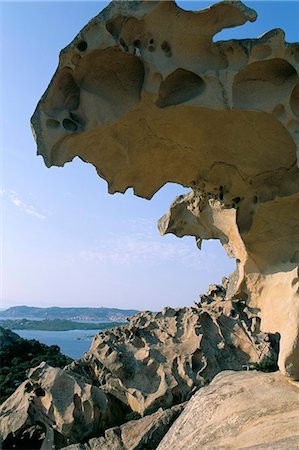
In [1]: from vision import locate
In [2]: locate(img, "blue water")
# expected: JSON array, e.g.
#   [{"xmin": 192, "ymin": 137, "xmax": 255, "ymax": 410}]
[{"xmin": 12, "ymin": 329, "xmax": 100, "ymax": 359}]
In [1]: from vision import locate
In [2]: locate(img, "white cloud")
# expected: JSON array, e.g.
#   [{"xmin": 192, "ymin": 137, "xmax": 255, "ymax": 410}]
[
  {"xmin": 79, "ymin": 229, "xmax": 210, "ymax": 269},
  {"xmin": 8, "ymin": 191, "xmax": 47, "ymax": 220}
]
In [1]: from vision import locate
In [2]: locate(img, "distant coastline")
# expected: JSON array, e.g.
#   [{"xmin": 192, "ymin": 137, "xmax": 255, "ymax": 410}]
[
  {"xmin": 0, "ymin": 305, "xmax": 139, "ymax": 322},
  {"xmin": 0, "ymin": 318, "xmax": 124, "ymax": 332}
]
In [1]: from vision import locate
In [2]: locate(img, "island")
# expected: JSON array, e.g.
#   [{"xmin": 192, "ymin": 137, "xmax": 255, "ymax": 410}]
[{"xmin": 0, "ymin": 318, "xmax": 125, "ymax": 331}]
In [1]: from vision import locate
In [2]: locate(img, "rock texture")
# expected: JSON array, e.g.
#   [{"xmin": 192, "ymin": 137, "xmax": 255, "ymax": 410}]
[
  {"xmin": 0, "ymin": 284, "xmax": 279, "ymax": 448},
  {"xmin": 157, "ymin": 370, "xmax": 299, "ymax": 450},
  {"xmin": 0, "ymin": 362, "xmax": 128, "ymax": 449},
  {"xmin": 61, "ymin": 403, "xmax": 185, "ymax": 450},
  {"xmin": 68, "ymin": 283, "xmax": 278, "ymax": 416},
  {"xmin": 31, "ymin": 0, "xmax": 299, "ymax": 379}
]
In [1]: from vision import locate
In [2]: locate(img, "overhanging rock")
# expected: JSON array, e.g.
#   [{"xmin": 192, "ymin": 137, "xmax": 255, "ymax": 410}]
[{"xmin": 31, "ymin": 1, "xmax": 299, "ymax": 379}]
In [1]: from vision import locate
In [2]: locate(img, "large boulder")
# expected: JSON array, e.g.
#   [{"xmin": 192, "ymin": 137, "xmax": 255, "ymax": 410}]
[
  {"xmin": 157, "ymin": 370, "xmax": 299, "ymax": 450},
  {"xmin": 31, "ymin": 0, "xmax": 299, "ymax": 379},
  {"xmin": 0, "ymin": 363, "xmax": 128, "ymax": 449}
]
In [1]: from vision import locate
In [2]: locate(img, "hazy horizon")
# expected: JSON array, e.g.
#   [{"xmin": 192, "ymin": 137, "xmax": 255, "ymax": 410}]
[{"xmin": 1, "ymin": 1, "xmax": 298, "ymax": 311}]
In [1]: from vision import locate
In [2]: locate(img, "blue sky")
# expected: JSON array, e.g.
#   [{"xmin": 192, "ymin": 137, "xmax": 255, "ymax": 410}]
[{"xmin": 1, "ymin": 1, "xmax": 298, "ymax": 310}]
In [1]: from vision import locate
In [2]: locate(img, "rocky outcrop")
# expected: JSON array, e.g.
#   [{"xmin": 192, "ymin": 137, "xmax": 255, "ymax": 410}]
[
  {"xmin": 68, "ymin": 283, "xmax": 278, "ymax": 416},
  {"xmin": 0, "ymin": 363, "xmax": 128, "ymax": 449},
  {"xmin": 157, "ymin": 370, "xmax": 299, "ymax": 450},
  {"xmin": 31, "ymin": 0, "xmax": 299, "ymax": 379},
  {"xmin": 61, "ymin": 403, "xmax": 185, "ymax": 450},
  {"xmin": 0, "ymin": 283, "xmax": 279, "ymax": 448}
]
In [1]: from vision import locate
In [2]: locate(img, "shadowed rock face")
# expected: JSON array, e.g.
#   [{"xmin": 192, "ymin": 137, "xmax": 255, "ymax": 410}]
[{"xmin": 31, "ymin": 1, "xmax": 299, "ymax": 378}]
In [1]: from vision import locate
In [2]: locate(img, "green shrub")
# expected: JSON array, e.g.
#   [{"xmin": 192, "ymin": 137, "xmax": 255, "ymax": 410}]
[{"xmin": 125, "ymin": 411, "xmax": 142, "ymax": 422}]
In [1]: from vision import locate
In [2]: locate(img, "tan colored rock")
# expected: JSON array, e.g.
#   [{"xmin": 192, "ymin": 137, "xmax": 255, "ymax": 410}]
[
  {"xmin": 62, "ymin": 403, "xmax": 185, "ymax": 450},
  {"xmin": 157, "ymin": 370, "xmax": 299, "ymax": 450},
  {"xmin": 68, "ymin": 288, "xmax": 278, "ymax": 416},
  {"xmin": 159, "ymin": 189, "xmax": 299, "ymax": 380},
  {"xmin": 0, "ymin": 362, "xmax": 128, "ymax": 449},
  {"xmin": 31, "ymin": 1, "xmax": 299, "ymax": 378}
]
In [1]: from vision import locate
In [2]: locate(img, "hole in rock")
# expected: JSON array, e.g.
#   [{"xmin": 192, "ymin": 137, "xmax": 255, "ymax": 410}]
[
  {"xmin": 74, "ymin": 48, "xmax": 144, "ymax": 104},
  {"xmin": 76, "ymin": 40, "xmax": 88, "ymax": 52},
  {"xmin": 156, "ymin": 68, "xmax": 205, "ymax": 108},
  {"xmin": 63, "ymin": 118, "xmax": 78, "ymax": 132},
  {"xmin": 233, "ymin": 58, "xmax": 298, "ymax": 110}
]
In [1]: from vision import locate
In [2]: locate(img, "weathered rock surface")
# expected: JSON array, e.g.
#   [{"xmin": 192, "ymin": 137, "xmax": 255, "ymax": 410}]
[
  {"xmin": 61, "ymin": 403, "xmax": 185, "ymax": 450},
  {"xmin": 0, "ymin": 362, "xmax": 128, "ymax": 449},
  {"xmin": 68, "ymin": 283, "xmax": 278, "ymax": 416},
  {"xmin": 31, "ymin": 0, "xmax": 299, "ymax": 379},
  {"xmin": 157, "ymin": 370, "xmax": 299, "ymax": 450},
  {"xmin": 0, "ymin": 284, "xmax": 279, "ymax": 448}
]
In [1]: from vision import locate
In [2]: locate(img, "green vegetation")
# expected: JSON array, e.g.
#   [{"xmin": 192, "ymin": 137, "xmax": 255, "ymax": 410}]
[
  {"xmin": 252, "ymin": 358, "xmax": 279, "ymax": 373},
  {"xmin": 0, "ymin": 318, "xmax": 124, "ymax": 331},
  {"xmin": 125, "ymin": 411, "xmax": 142, "ymax": 422},
  {"xmin": 0, "ymin": 335, "xmax": 73, "ymax": 404}
]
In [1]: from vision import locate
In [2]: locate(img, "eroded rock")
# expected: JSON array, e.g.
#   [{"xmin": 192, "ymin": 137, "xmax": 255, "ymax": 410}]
[
  {"xmin": 0, "ymin": 363, "xmax": 128, "ymax": 449},
  {"xmin": 31, "ymin": 1, "xmax": 299, "ymax": 379},
  {"xmin": 61, "ymin": 403, "xmax": 185, "ymax": 450},
  {"xmin": 0, "ymin": 284, "xmax": 280, "ymax": 448},
  {"xmin": 68, "ymin": 287, "xmax": 278, "ymax": 416},
  {"xmin": 157, "ymin": 370, "xmax": 299, "ymax": 450}
]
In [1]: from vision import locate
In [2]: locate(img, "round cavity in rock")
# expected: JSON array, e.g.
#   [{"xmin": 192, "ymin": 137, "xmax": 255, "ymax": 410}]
[
  {"xmin": 233, "ymin": 58, "xmax": 298, "ymax": 110},
  {"xmin": 272, "ymin": 104, "xmax": 286, "ymax": 119},
  {"xmin": 148, "ymin": 45, "xmax": 155, "ymax": 52},
  {"xmin": 76, "ymin": 40, "xmax": 88, "ymax": 52},
  {"xmin": 290, "ymin": 83, "xmax": 299, "ymax": 119},
  {"xmin": 161, "ymin": 40, "xmax": 172, "ymax": 57},
  {"xmin": 35, "ymin": 387, "xmax": 45, "ymax": 397},
  {"xmin": 46, "ymin": 119, "xmax": 60, "ymax": 129},
  {"xmin": 62, "ymin": 118, "xmax": 77, "ymax": 132},
  {"xmin": 156, "ymin": 68, "xmax": 205, "ymax": 108}
]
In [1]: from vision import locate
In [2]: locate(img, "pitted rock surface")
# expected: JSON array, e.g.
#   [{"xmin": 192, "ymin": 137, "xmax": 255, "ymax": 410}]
[
  {"xmin": 68, "ymin": 284, "xmax": 278, "ymax": 416},
  {"xmin": 31, "ymin": 0, "xmax": 299, "ymax": 379}
]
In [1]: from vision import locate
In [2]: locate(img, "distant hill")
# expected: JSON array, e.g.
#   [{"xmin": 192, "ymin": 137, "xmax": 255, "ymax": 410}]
[
  {"xmin": 0, "ymin": 306, "xmax": 139, "ymax": 322},
  {"xmin": 0, "ymin": 318, "xmax": 124, "ymax": 331}
]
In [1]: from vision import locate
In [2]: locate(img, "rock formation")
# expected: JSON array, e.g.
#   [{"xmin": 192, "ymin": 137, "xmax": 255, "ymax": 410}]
[
  {"xmin": 61, "ymin": 403, "xmax": 185, "ymax": 450},
  {"xmin": 157, "ymin": 370, "xmax": 299, "ymax": 450},
  {"xmin": 0, "ymin": 284, "xmax": 279, "ymax": 449},
  {"xmin": 0, "ymin": 362, "xmax": 129, "ymax": 449},
  {"xmin": 69, "ymin": 284, "xmax": 278, "ymax": 416},
  {"xmin": 31, "ymin": 0, "xmax": 299, "ymax": 380}
]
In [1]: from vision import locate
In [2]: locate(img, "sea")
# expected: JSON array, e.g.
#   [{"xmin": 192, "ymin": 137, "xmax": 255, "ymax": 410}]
[{"xmin": 12, "ymin": 328, "xmax": 100, "ymax": 359}]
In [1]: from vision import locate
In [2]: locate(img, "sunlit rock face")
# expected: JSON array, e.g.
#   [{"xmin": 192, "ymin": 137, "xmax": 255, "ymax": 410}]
[{"xmin": 31, "ymin": 1, "xmax": 299, "ymax": 379}]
